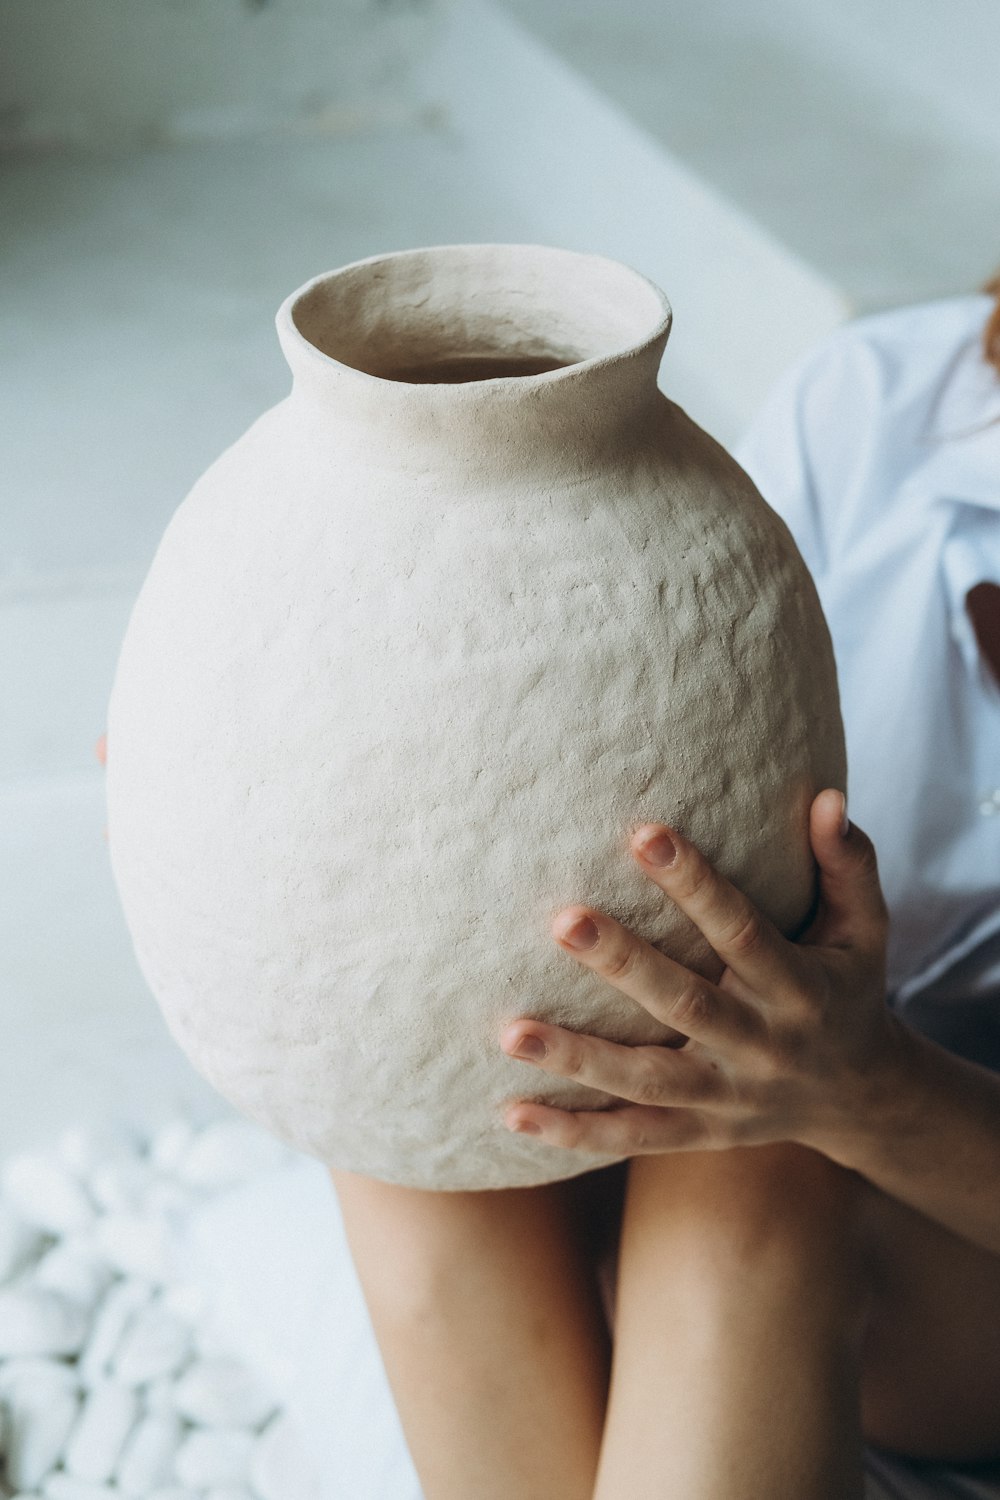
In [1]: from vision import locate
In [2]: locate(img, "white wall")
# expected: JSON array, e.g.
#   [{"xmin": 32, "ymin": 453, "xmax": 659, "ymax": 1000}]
[
  {"xmin": 0, "ymin": 0, "xmax": 445, "ymax": 148},
  {"xmin": 501, "ymin": 0, "xmax": 1000, "ymax": 311},
  {"xmin": 424, "ymin": 2, "xmax": 848, "ymax": 442},
  {"xmin": 801, "ymin": 0, "xmax": 1000, "ymax": 152}
]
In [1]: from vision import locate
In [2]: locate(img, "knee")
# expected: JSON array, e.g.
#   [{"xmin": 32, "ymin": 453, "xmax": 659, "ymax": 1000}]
[
  {"xmin": 641, "ymin": 1141, "xmax": 862, "ymax": 1244},
  {"xmin": 741, "ymin": 1146, "xmax": 879, "ymax": 1349},
  {"xmin": 330, "ymin": 1168, "xmax": 465, "ymax": 1327},
  {"xmin": 633, "ymin": 1144, "xmax": 873, "ymax": 1324},
  {"xmin": 330, "ymin": 1169, "xmax": 578, "ymax": 1339}
]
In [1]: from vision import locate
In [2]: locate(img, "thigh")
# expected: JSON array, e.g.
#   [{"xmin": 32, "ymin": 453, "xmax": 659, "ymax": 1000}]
[
  {"xmin": 330, "ymin": 1164, "xmax": 613, "ymax": 1339},
  {"xmin": 859, "ymin": 1183, "xmax": 1000, "ymax": 1463},
  {"xmin": 578, "ymin": 1152, "xmax": 1000, "ymax": 1467},
  {"xmin": 590, "ymin": 1144, "xmax": 863, "ymax": 1336},
  {"xmin": 330, "ymin": 1166, "xmax": 613, "ymax": 1500},
  {"xmin": 595, "ymin": 1144, "xmax": 867, "ymax": 1500}
]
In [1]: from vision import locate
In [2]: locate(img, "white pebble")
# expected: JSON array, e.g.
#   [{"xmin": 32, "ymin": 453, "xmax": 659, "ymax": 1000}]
[
  {"xmin": 0, "ymin": 1287, "xmax": 90, "ymax": 1359},
  {"xmin": 148, "ymin": 1119, "xmax": 197, "ymax": 1175},
  {"xmin": 93, "ymin": 1215, "xmax": 176, "ymax": 1284},
  {"xmin": 4, "ymin": 1382, "xmax": 81, "ymax": 1490},
  {"xmin": 0, "ymin": 1356, "xmax": 78, "ymax": 1398},
  {"xmin": 173, "ymin": 1428, "xmax": 254, "ymax": 1489},
  {"xmin": 142, "ymin": 1180, "xmax": 195, "ymax": 1220},
  {"xmin": 193, "ymin": 1308, "xmax": 238, "ymax": 1360},
  {"xmin": 88, "ymin": 1162, "xmax": 154, "ymax": 1217},
  {"xmin": 2, "ymin": 1154, "xmax": 96, "ymax": 1235},
  {"xmin": 172, "ymin": 1357, "xmax": 277, "ymax": 1430},
  {"xmin": 57, "ymin": 1123, "xmax": 143, "ymax": 1180},
  {"xmin": 249, "ymin": 1413, "xmax": 323, "ymax": 1500},
  {"xmin": 159, "ymin": 1281, "xmax": 207, "ymax": 1325},
  {"xmin": 175, "ymin": 1120, "xmax": 288, "ymax": 1189},
  {"xmin": 63, "ymin": 1379, "xmax": 140, "ymax": 1482},
  {"xmin": 79, "ymin": 1279, "xmax": 153, "ymax": 1384},
  {"xmin": 0, "ymin": 1200, "xmax": 45, "ymax": 1284},
  {"xmin": 111, "ymin": 1301, "xmax": 192, "ymax": 1386},
  {"xmin": 115, "ymin": 1411, "xmax": 184, "ymax": 1495},
  {"xmin": 34, "ymin": 1241, "xmax": 116, "ymax": 1311},
  {"xmin": 140, "ymin": 1374, "xmax": 177, "ymax": 1416},
  {"xmin": 44, "ymin": 1476, "xmax": 123, "ymax": 1500}
]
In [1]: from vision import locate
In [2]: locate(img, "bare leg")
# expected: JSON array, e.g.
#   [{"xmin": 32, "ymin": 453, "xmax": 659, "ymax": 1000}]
[
  {"xmin": 594, "ymin": 1143, "xmax": 867, "ymax": 1500},
  {"xmin": 330, "ymin": 1167, "xmax": 612, "ymax": 1500}
]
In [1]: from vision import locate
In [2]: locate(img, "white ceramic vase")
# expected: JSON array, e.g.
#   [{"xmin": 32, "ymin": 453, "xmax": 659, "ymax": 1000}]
[{"xmin": 106, "ymin": 244, "xmax": 845, "ymax": 1190}]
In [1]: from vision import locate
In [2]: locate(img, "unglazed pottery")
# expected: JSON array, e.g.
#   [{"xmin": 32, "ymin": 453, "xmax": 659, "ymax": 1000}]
[{"xmin": 106, "ymin": 244, "xmax": 846, "ymax": 1190}]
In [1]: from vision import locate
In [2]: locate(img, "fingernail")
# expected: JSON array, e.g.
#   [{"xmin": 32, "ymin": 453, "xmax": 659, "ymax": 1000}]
[
  {"xmin": 838, "ymin": 793, "xmax": 850, "ymax": 838},
  {"xmin": 638, "ymin": 829, "xmax": 677, "ymax": 867},
  {"xmin": 509, "ymin": 1117, "xmax": 541, "ymax": 1135},
  {"xmin": 511, "ymin": 1034, "xmax": 547, "ymax": 1061},
  {"xmin": 558, "ymin": 915, "xmax": 599, "ymax": 950}
]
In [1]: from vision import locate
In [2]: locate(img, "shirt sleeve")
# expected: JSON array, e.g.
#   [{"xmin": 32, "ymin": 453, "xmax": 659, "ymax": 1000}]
[{"xmin": 731, "ymin": 346, "xmax": 835, "ymax": 583}]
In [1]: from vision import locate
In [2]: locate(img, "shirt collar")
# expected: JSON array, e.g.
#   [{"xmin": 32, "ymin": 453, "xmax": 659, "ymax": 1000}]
[
  {"xmin": 940, "ymin": 509, "xmax": 1000, "ymax": 684},
  {"xmin": 921, "ymin": 340, "xmax": 1000, "ymax": 514}
]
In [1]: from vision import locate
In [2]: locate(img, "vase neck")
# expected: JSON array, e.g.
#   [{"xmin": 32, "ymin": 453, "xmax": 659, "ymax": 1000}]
[{"xmin": 275, "ymin": 244, "xmax": 671, "ymax": 475}]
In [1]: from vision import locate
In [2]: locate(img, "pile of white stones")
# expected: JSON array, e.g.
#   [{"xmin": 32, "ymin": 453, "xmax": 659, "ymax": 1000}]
[{"xmin": 0, "ymin": 1118, "xmax": 323, "ymax": 1500}]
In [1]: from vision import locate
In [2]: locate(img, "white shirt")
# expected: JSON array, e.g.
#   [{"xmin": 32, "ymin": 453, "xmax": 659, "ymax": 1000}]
[{"xmin": 732, "ymin": 295, "xmax": 1000, "ymax": 1032}]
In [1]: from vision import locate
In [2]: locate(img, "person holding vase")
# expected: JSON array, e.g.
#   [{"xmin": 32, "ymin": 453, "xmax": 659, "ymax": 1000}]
[
  {"xmin": 97, "ymin": 279, "xmax": 999, "ymax": 1499},
  {"xmin": 328, "ymin": 280, "xmax": 1000, "ymax": 1500}
]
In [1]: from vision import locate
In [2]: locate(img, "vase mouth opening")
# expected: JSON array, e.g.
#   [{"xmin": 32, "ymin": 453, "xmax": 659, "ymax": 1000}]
[{"xmin": 281, "ymin": 244, "xmax": 671, "ymax": 387}]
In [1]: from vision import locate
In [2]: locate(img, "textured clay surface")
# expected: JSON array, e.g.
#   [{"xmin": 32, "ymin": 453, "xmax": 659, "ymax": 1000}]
[{"xmin": 106, "ymin": 245, "xmax": 846, "ymax": 1189}]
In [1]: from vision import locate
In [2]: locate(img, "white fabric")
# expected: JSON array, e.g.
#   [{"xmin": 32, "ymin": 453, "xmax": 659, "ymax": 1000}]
[{"xmin": 733, "ymin": 294, "xmax": 1000, "ymax": 1015}]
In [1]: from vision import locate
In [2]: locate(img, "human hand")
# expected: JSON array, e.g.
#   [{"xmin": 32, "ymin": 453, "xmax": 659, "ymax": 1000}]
[{"xmin": 500, "ymin": 790, "xmax": 902, "ymax": 1158}]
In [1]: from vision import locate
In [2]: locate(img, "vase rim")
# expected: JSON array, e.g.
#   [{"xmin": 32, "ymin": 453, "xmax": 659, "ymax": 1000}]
[{"xmin": 275, "ymin": 242, "xmax": 672, "ymax": 392}]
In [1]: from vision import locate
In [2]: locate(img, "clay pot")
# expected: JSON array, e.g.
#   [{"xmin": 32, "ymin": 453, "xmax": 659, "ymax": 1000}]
[{"xmin": 106, "ymin": 244, "xmax": 845, "ymax": 1190}]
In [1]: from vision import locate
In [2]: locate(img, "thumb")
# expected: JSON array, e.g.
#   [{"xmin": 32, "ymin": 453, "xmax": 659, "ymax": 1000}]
[{"xmin": 808, "ymin": 789, "xmax": 889, "ymax": 952}]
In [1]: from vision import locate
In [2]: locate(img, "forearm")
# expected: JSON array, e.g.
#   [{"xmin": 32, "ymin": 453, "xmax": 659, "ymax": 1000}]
[{"xmin": 810, "ymin": 1016, "xmax": 1000, "ymax": 1257}]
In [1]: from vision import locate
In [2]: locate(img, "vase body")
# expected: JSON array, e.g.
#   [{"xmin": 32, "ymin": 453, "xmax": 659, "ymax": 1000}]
[{"xmin": 106, "ymin": 244, "xmax": 845, "ymax": 1190}]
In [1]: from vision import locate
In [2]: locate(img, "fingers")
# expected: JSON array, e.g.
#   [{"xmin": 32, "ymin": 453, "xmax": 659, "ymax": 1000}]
[
  {"xmin": 808, "ymin": 789, "xmax": 889, "ymax": 953},
  {"xmin": 503, "ymin": 1098, "xmax": 708, "ymax": 1156},
  {"xmin": 551, "ymin": 905, "xmax": 757, "ymax": 1048},
  {"xmin": 628, "ymin": 823, "xmax": 793, "ymax": 991},
  {"xmin": 500, "ymin": 1019, "xmax": 724, "ymax": 1109}
]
